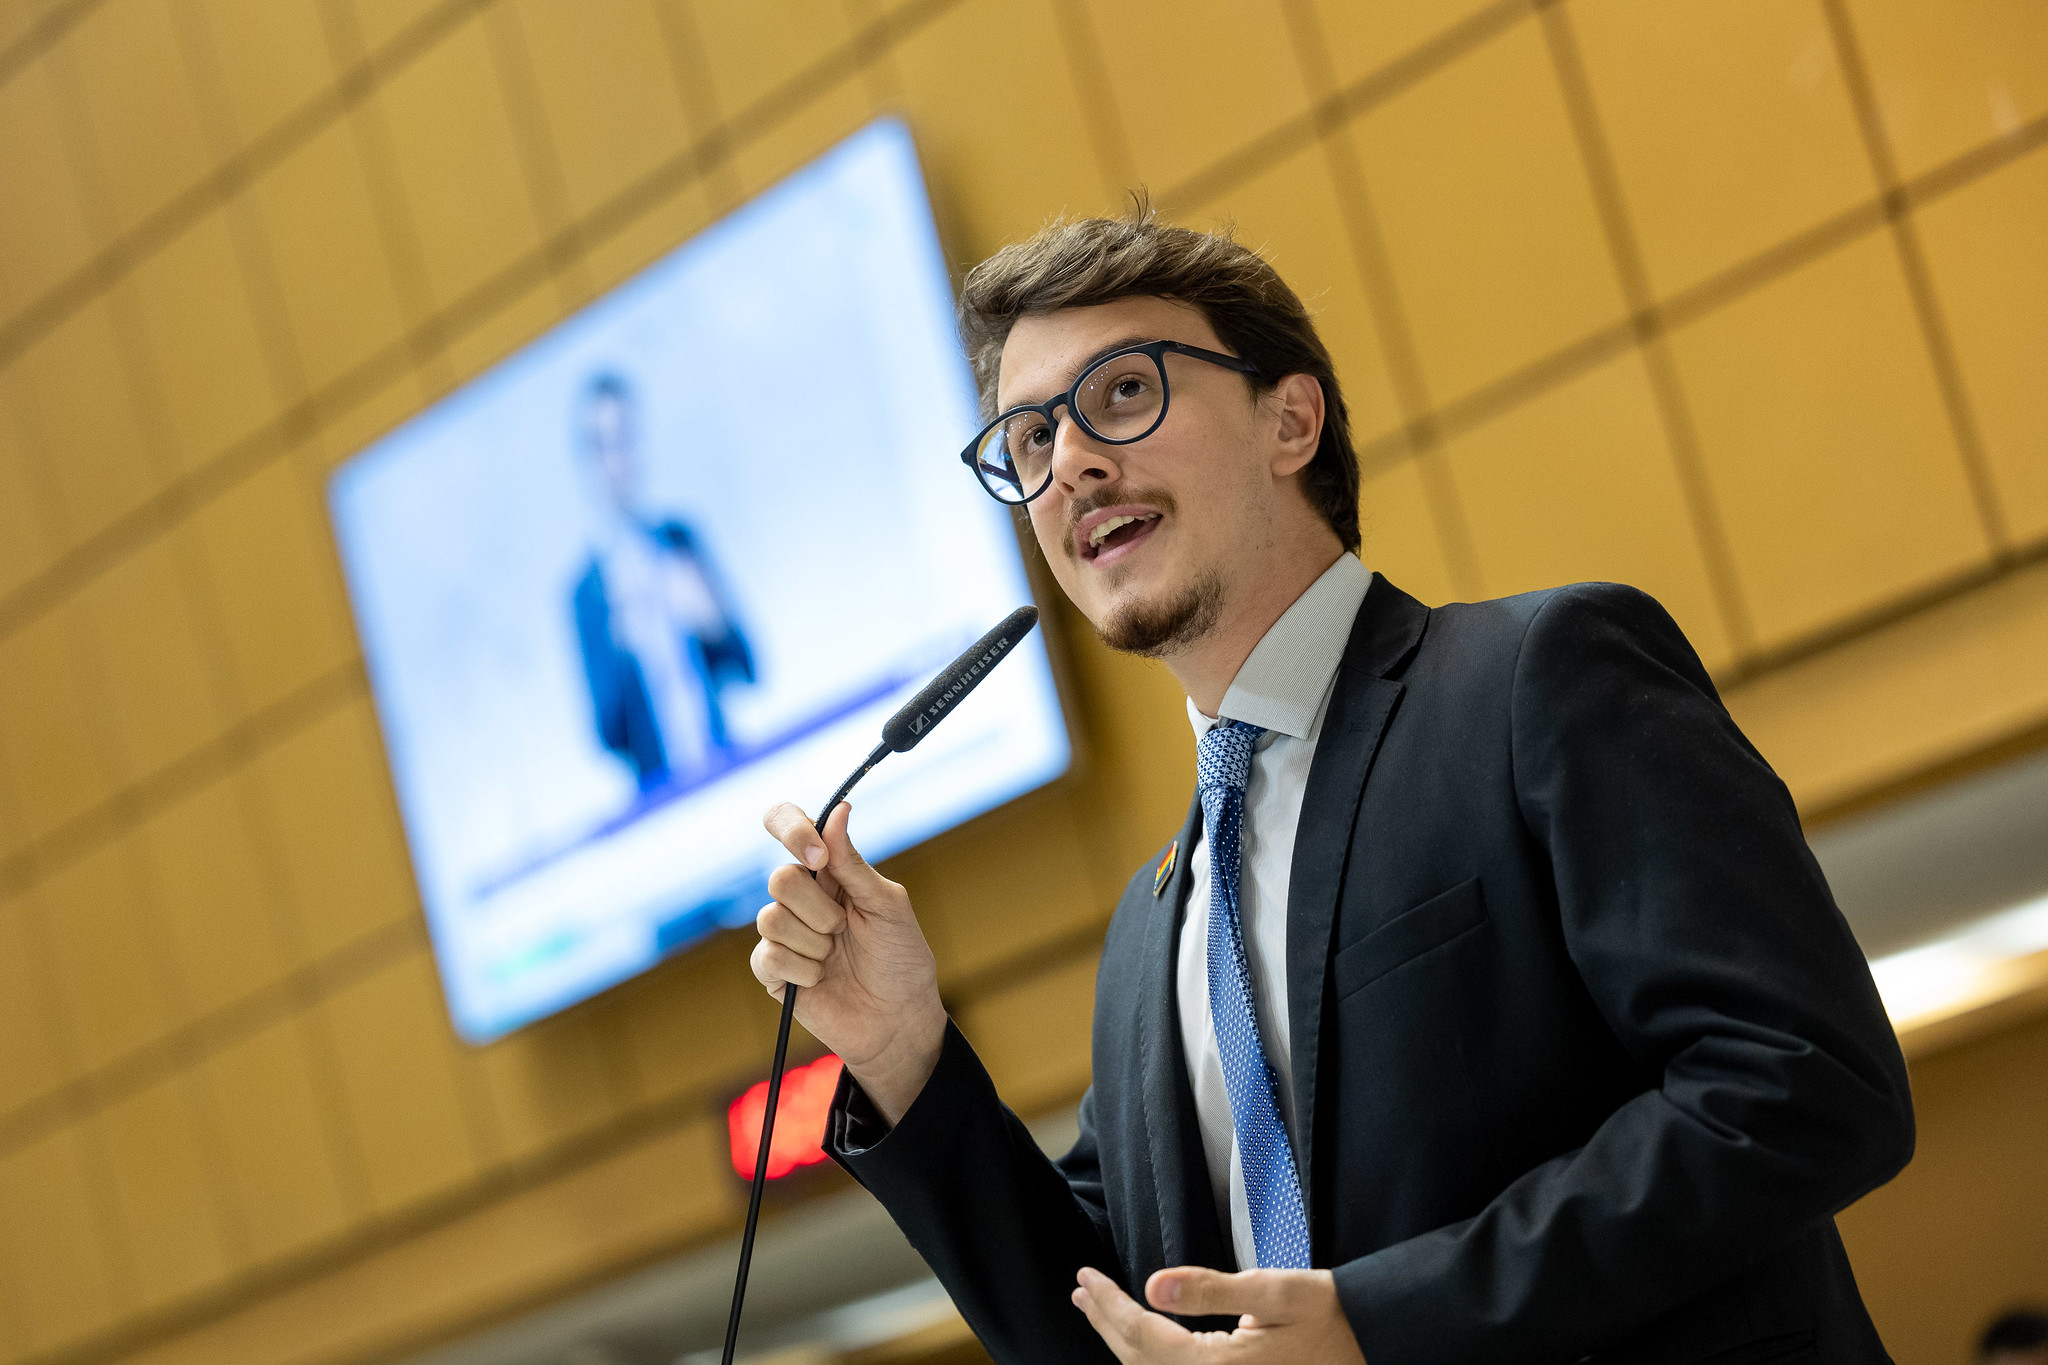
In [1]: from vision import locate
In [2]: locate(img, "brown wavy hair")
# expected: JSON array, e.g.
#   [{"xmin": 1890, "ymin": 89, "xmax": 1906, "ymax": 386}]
[{"xmin": 957, "ymin": 210, "xmax": 1362, "ymax": 552}]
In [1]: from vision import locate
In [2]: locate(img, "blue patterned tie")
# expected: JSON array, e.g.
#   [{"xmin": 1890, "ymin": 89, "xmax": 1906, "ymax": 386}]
[{"xmin": 1196, "ymin": 719, "xmax": 1311, "ymax": 1269}]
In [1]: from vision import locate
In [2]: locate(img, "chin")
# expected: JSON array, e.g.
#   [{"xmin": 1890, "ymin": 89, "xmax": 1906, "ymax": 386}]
[{"xmin": 1093, "ymin": 568, "xmax": 1225, "ymax": 658}]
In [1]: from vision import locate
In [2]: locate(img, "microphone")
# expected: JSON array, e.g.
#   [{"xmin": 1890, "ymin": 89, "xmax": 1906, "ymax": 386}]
[{"xmin": 720, "ymin": 604, "xmax": 1041, "ymax": 1364}]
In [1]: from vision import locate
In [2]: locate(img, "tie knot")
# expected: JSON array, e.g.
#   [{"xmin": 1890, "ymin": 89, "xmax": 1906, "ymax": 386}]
[{"xmin": 1196, "ymin": 719, "xmax": 1264, "ymax": 795}]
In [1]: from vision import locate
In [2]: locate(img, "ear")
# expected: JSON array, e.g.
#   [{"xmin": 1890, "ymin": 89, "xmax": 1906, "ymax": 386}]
[{"xmin": 1267, "ymin": 373, "xmax": 1325, "ymax": 479}]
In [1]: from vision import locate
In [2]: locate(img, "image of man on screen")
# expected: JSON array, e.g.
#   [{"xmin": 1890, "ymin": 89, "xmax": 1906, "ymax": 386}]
[{"xmin": 570, "ymin": 372, "xmax": 755, "ymax": 791}]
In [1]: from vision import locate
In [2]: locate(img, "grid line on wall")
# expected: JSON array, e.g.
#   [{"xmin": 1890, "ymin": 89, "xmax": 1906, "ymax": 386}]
[
  {"xmin": 1818, "ymin": 0, "xmax": 2010, "ymax": 561},
  {"xmin": 1533, "ymin": 0, "xmax": 1755, "ymax": 655},
  {"xmin": 1278, "ymin": 0, "xmax": 1485, "ymax": 597},
  {"xmin": 0, "ymin": 0, "xmax": 100, "ymax": 88}
]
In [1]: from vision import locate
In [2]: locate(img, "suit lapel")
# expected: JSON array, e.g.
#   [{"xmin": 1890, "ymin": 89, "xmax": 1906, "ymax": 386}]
[
  {"xmin": 1137, "ymin": 794, "xmax": 1231, "ymax": 1271},
  {"xmin": 1285, "ymin": 576, "xmax": 1429, "ymax": 1233}
]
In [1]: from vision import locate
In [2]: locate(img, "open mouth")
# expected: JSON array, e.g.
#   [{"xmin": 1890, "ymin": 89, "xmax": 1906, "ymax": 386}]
[{"xmin": 1081, "ymin": 511, "xmax": 1161, "ymax": 565}]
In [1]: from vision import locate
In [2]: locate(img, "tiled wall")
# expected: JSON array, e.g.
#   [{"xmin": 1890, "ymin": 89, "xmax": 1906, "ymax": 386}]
[{"xmin": 0, "ymin": 1, "xmax": 2042, "ymax": 1363}]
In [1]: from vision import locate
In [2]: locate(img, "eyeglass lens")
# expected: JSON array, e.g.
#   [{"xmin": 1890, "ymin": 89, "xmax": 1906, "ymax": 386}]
[{"xmin": 973, "ymin": 349, "xmax": 1168, "ymax": 503}]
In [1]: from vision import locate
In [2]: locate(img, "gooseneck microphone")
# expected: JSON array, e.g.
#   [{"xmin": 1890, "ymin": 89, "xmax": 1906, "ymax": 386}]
[{"xmin": 720, "ymin": 605, "xmax": 1041, "ymax": 1364}]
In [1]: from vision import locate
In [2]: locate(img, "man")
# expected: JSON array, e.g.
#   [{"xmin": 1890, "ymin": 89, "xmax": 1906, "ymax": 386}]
[
  {"xmin": 750, "ymin": 215, "xmax": 1914, "ymax": 1363},
  {"xmin": 570, "ymin": 372, "xmax": 755, "ymax": 790}
]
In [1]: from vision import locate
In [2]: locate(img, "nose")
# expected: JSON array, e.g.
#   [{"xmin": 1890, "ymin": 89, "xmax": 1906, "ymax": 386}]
[{"xmin": 1048, "ymin": 408, "xmax": 1121, "ymax": 497}]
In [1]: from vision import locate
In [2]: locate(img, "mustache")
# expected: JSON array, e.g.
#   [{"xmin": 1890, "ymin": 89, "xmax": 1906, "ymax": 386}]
[{"xmin": 1063, "ymin": 487, "xmax": 1177, "ymax": 559}]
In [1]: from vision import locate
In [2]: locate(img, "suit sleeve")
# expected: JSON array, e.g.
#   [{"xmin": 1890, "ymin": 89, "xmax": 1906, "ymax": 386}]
[
  {"xmin": 1333, "ymin": 583, "xmax": 1914, "ymax": 1364},
  {"xmin": 826, "ymin": 1021, "xmax": 1122, "ymax": 1365}
]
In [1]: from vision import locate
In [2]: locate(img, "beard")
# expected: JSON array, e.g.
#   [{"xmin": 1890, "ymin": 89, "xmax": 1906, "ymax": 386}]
[{"xmin": 1095, "ymin": 567, "xmax": 1225, "ymax": 657}]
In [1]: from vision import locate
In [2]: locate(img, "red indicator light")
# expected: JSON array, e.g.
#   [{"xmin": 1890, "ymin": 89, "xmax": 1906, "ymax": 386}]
[{"xmin": 728, "ymin": 1053, "xmax": 845, "ymax": 1180}]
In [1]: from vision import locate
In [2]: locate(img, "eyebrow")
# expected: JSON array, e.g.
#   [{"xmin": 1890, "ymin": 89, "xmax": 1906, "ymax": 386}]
[{"xmin": 999, "ymin": 333, "xmax": 1159, "ymax": 413}]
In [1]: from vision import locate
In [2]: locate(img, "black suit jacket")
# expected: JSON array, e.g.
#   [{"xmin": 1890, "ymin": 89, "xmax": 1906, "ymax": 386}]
[{"xmin": 828, "ymin": 578, "xmax": 1914, "ymax": 1365}]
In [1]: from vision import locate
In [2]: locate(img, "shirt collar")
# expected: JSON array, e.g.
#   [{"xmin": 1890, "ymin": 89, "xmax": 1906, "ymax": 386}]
[{"xmin": 1186, "ymin": 554, "xmax": 1374, "ymax": 742}]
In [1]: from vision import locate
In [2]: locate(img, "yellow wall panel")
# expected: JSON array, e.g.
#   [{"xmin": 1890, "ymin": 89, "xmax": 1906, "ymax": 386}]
[
  {"xmin": 203, "ymin": 1015, "xmax": 360, "ymax": 1261},
  {"xmin": 1057, "ymin": 614, "xmax": 1199, "ymax": 900},
  {"xmin": 349, "ymin": 0, "xmax": 443, "ymax": 56},
  {"xmin": 0, "ymin": 58, "xmax": 98, "ymax": 321},
  {"xmin": 1089, "ymin": 0, "xmax": 1308, "ymax": 192},
  {"xmin": 1570, "ymin": 0, "xmax": 1876, "ymax": 297},
  {"xmin": 126, "ymin": 209, "xmax": 280, "ymax": 475},
  {"xmin": 1669, "ymin": 233, "xmax": 1987, "ymax": 648},
  {"xmin": 1846, "ymin": 0, "xmax": 2048, "ymax": 180},
  {"xmin": 373, "ymin": 15, "xmax": 543, "ymax": 310},
  {"xmin": 1727, "ymin": 557, "xmax": 2048, "ymax": 815},
  {"xmin": 254, "ymin": 698, "xmax": 417, "ymax": 962},
  {"xmin": 897, "ymin": 792, "xmax": 1101, "ymax": 987},
  {"xmin": 1915, "ymin": 146, "xmax": 2048, "ymax": 545},
  {"xmin": 113, "ymin": 1117, "xmax": 736, "ymax": 1365},
  {"xmin": 576, "ymin": 172, "xmax": 716, "ymax": 301},
  {"xmin": 310, "ymin": 363, "xmax": 429, "ymax": 471},
  {"xmin": 684, "ymin": 0, "xmax": 857, "ymax": 124},
  {"xmin": 0, "ymin": 607, "xmax": 114, "ymax": 849},
  {"xmin": 0, "ymin": 1124, "xmax": 123, "ymax": 1353},
  {"xmin": 37, "ymin": 838, "xmax": 179, "ymax": 1067},
  {"xmin": 60, "ymin": 0, "xmax": 212, "ymax": 241},
  {"xmin": 1348, "ymin": 21, "xmax": 1626, "ymax": 404},
  {"xmin": 74, "ymin": 528, "xmax": 228, "ymax": 782},
  {"xmin": 1445, "ymin": 350, "xmax": 1734, "ymax": 669},
  {"xmin": 474, "ymin": 1003, "xmax": 627, "ymax": 1162},
  {"xmin": 320, "ymin": 950, "xmax": 491, "ymax": 1213},
  {"xmin": 187, "ymin": 0, "xmax": 336, "ymax": 153},
  {"xmin": 1360, "ymin": 456, "xmax": 1460, "ymax": 606},
  {"xmin": 1311, "ymin": 0, "xmax": 1500, "ymax": 92},
  {"xmin": 725, "ymin": 68, "xmax": 872, "ymax": 204},
  {"xmin": 614, "ymin": 931, "xmax": 776, "ymax": 1105},
  {"xmin": 100, "ymin": 1071, "xmax": 240, "ymax": 1308},
  {"xmin": 190, "ymin": 455, "xmax": 357, "ymax": 716},
  {"xmin": 1197, "ymin": 141, "xmax": 1406, "ymax": 448},
  {"xmin": 252, "ymin": 120, "xmax": 412, "ymax": 396},
  {"xmin": 0, "ymin": 382, "xmax": 59, "ymax": 599},
  {"xmin": 0, "ymin": 889, "xmax": 76, "ymax": 1112},
  {"xmin": 9, "ymin": 297, "xmax": 165, "ymax": 550},
  {"xmin": 955, "ymin": 948, "xmax": 1097, "ymax": 1117},
  {"xmin": 508, "ymin": 0, "xmax": 697, "ymax": 222},
  {"xmin": 135, "ymin": 772, "xmax": 293, "ymax": 1020},
  {"xmin": 890, "ymin": 0, "xmax": 1111, "ymax": 262},
  {"xmin": 434, "ymin": 269, "xmax": 562, "ymax": 393}
]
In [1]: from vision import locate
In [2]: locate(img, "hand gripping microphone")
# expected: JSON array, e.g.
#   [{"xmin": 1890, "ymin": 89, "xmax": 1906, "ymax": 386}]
[{"xmin": 720, "ymin": 604, "xmax": 1041, "ymax": 1364}]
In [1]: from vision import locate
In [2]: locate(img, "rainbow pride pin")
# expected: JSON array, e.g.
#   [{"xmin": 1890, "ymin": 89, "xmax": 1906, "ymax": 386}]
[{"xmin": 1153, "ymin": 839, "xmax": 1178, "ymax": 897}]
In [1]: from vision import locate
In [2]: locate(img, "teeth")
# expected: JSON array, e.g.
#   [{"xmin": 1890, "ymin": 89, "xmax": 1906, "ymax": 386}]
[{"xmin": 1088, "ymin": 514, "xmax": 1154, "ymax": 549}]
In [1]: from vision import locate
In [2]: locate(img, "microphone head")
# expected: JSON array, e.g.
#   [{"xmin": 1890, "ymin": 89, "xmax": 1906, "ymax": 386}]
[{"xmin": 881, "ymin": 605, "xmax": 1040, "ymax": 753}]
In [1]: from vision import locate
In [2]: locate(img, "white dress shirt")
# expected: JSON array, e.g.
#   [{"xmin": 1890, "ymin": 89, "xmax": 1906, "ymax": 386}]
[{"xmin": 1177, "ymin": 552, "xmax": 1373, "ymax": 1271}]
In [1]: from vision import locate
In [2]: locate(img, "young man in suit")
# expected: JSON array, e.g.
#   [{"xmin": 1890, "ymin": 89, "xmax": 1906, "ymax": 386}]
[{"xmin": 749, "ymin": 216, "xmax": 1914, "ymax": 1364}]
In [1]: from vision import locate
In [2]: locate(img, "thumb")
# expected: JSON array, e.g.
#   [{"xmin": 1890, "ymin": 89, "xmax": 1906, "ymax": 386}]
[
  {"xmin": 819, "ymin": 801, "xmax": 890, "ymax": 898},
  {"xmin": 1146, "ymin": 1266, "xmax": 1295, "ymax": 1320}
]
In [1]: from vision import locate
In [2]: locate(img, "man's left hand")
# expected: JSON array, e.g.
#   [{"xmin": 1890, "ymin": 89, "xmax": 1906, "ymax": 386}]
[{"xmin": 1071, "ymin": 1265, "xmax": 1367, "ymax": 1363}]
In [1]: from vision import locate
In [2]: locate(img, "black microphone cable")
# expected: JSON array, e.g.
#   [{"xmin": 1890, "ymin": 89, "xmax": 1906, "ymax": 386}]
[{"xmin": 719, "ymin": 604, "xmax": 1041, "ymax": 1364}]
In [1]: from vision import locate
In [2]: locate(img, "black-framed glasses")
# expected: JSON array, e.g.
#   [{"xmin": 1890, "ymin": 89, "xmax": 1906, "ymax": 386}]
[{"xmin": 960, "ymin": 339, "xmax": 1258, "ymax": 506}]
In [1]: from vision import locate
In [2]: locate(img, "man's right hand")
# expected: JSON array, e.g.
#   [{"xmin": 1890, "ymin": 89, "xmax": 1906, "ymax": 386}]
[{"xmin": 752, "ymin": 800, "xmax": 947, "ymax": 1125}]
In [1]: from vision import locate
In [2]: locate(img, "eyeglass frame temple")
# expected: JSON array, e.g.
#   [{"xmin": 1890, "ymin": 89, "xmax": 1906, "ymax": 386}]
[{"xmin": 957, "ymin": 340, "xmax": 1258, "ymax": 502}]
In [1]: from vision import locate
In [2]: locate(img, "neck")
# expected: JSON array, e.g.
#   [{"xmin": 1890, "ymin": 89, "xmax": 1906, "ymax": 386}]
[{"xmin": 1164, "ymin": 535, "xmax": 1347, "ymax": 717}]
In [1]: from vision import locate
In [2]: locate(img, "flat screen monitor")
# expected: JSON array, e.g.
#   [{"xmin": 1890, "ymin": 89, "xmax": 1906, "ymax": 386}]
[{"xmin": 328, "ymin": 119, "xmax": 1070, "ymax": 1043}]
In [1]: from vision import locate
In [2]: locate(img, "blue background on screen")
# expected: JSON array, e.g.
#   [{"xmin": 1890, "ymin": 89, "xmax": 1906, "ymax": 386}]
[{"xmin": 328, "ymin": 120, "xmax": 1070, "ymax": 1043}]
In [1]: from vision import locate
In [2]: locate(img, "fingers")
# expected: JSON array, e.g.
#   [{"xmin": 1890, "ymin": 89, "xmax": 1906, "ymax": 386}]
[
  {"xmin": 755, "ymin": 900, "xmax": 832, "ymax": 960},
  {"xmin": 750, "ymin": 936, "xmax": 824, "ymax": 996},
  {"xmin": 816, "ymin": 801, "xmax": 893, "ymax": 898},
  {"xmin": 1075, "ymin": 1267, "xmax": 1192, "ymax": 1362},
  {"xmin": 764, "ymin": 863, "xmax": 847, "ymax": 935},
  {"xmin": 1146, "ymin": 1266, "xmax": 1304, "ymax": 1323},
  {"xmin": 763, "ymin": 801, "xmax": 828, "ymax": 871}
]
